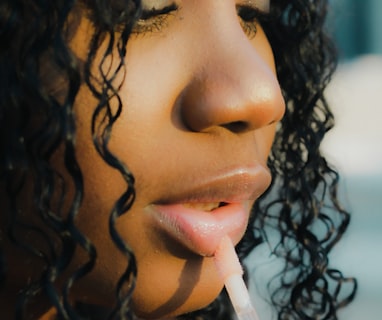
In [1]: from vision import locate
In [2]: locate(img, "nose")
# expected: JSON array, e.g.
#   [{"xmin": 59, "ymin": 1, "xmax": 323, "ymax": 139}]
[{"xmin": 179, "ymin": 20, "xmax": 285, "ymax": 134}]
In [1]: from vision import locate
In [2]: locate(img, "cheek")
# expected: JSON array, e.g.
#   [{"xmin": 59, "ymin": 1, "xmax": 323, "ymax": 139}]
[
  {"xmin": 72, "ymin": 89, "xmax": 224, "ymax": 316},
  {"xmin": 65, "ymin": 86, "xmax": 129, "ymax": 303}
]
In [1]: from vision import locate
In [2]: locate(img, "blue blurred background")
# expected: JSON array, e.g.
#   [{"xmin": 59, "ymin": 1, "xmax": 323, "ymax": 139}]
[
  {"xmin": 248, "ymin": 1, "xmax": 382, "ymax": 319},
  {"xmin": 325, "ymin": 1, "xmax": 382, "ymax": 319},
  {"xmin": 329, "ymin": 0, "xmax": 382, "ymax": 59}
]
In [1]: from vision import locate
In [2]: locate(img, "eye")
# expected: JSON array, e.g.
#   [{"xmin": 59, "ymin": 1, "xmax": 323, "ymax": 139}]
[
  {"xmin": 132, "ymin": 3, "xmax": 178, "ymax": 34},
  {"xmin": 237, "ymin": 5, "xmax": 270, "ymax": 39}
]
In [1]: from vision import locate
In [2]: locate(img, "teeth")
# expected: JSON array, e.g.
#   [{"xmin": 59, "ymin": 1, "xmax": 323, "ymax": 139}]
[{"xmin": 183, "ymin": 202, "xmax": 221, "ymax": 212}]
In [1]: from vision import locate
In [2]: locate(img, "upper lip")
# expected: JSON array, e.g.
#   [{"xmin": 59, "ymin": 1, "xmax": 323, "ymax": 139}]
[{"xmin": 155, "ymin": 165, "xmax": 271, "ymax": 205}]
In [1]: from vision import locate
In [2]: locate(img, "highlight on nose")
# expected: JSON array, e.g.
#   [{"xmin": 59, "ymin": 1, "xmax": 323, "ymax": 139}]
[{"xmin": 178, "ymin": 70, "xmax": 285, "ymax": 134}]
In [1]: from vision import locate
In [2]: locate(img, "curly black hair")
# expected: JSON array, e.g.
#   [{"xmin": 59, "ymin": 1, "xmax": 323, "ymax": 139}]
[{"xmin": 0, "ymin": 0, "xmax": 356, "ymax": 319}]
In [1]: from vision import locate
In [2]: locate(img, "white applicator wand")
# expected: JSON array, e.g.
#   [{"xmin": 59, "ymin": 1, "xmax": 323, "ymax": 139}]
[{"xmin": 214, "ymin": 236, "xmax": 260, "ymax": 320}]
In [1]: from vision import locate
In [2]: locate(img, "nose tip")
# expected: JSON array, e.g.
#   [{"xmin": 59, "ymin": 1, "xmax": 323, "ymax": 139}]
[{"xmin": 179, "ymin": 58, "xmax": 285, "ymax": 133}]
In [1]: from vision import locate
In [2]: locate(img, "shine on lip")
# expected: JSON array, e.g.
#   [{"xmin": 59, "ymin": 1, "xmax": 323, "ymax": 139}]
[
  {"xmin": 150, "ymin": 202, "xmax": 250, "ymax": 256},
  {"xmin": 148, "ymin": 165, "xmax": 271, "ymax": 256}
]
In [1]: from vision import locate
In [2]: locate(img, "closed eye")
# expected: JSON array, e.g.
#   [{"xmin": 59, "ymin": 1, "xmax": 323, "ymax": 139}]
[
  {"xmin": 132, "ymin": 3, "xmax": 178, "ymax": 34},
  {"xmin": 236, "ymin": 5, "xmax": 271, "ymax": 39}
]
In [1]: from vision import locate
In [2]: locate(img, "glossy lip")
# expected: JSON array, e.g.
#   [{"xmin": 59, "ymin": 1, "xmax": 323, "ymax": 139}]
[{"xmin": 148, "ymin": 165, "xmax": 271, "ymax": 256}]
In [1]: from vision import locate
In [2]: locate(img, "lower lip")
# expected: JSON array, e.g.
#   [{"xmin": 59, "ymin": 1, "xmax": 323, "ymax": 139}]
[{"xmin": 148, "ymin": 202, "xmax": 250, "ymax": 256}]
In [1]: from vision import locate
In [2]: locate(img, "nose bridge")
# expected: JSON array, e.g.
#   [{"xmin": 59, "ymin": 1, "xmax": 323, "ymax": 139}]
[{"xmin": 179, "ymin": 17, "xmax": 285, "ymax": 133}]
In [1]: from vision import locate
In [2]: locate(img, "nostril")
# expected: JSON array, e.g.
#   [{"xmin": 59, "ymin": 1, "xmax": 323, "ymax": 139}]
[{"xmin": 222, "ymin": 121, "xmax": 249, "ymax": 133}]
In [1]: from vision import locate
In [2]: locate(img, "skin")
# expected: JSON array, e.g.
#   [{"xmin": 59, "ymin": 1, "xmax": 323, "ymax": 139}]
[{"xmin": 1, "ymin": 0, "xmax": 285, "ymax": 319}]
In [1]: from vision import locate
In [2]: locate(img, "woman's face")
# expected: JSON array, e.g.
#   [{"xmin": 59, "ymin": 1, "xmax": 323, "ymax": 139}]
[{"xmin": 69, "ymin": 0, "xmax": 285, "ymax": 318}]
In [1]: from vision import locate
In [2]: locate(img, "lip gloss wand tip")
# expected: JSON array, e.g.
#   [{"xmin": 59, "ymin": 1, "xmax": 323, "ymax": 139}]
[{"xmin": 214, "ymin": 235, "xmax": 260, "ymax": 320}]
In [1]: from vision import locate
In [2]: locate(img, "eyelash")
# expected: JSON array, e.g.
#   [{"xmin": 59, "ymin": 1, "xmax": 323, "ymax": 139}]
[
  {"xmin": 132, "ymin": 4, "xmax": 270, "ymax": 37},
  {"xmin": 237, "ymin": 6, "xmax": 270, "ymax": 39},
  {"xmin": 132, "ymin": 4, "xmax": 178, "ymax": 34}
]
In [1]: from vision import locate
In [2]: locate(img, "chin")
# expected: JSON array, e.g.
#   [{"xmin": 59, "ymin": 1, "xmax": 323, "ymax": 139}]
[
  {"xmin": 131, "ymin": 255, "xmax": 224, "ymax": 319},
  {"xmin": 132, "ymin": 290, "xmax": 221, "ymax": 320}
]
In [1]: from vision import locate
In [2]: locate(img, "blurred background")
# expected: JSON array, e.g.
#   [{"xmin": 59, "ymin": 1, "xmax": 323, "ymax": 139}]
[
  {"xmin": 248, "ymin": 1, "xmax": 382, "ymax": 319},
  {"xmin": 328, "ymin": 0, "xmax": 382, "ymax": 59},
  {"xmin": 324, "ymin": 1, "xmax": 382, "ymax": 319}
]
